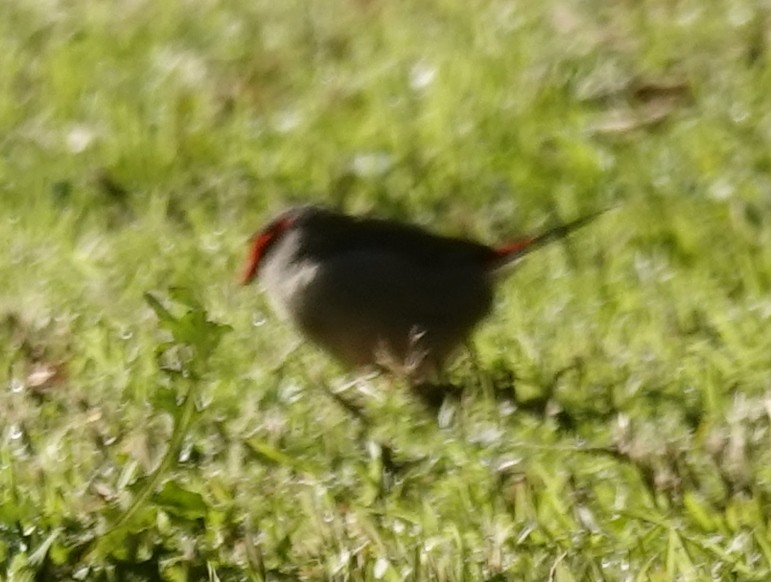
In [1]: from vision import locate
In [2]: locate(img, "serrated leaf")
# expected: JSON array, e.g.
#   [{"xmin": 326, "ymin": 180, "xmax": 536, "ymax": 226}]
[
  {"xmin": 144, "ymin": 289, "xmax": 231, "ymax": 354},
  {"xmin": 144, "ymin": 292, "xmax": 176, "ymax": 326},
  {"xmin": 169, "ymin": 286, "xmax": 202, "ymax": 311}
]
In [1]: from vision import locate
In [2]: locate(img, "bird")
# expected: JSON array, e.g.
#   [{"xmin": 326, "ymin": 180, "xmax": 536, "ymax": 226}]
[{"xmin": 241, "ymin": 204, "xmax": 602, "ymax": 383}]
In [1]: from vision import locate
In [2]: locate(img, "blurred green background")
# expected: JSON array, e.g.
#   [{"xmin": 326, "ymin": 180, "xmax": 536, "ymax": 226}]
[{"xmin": 1, "ymin": 0, "xmax": 769, "ymax": 579}]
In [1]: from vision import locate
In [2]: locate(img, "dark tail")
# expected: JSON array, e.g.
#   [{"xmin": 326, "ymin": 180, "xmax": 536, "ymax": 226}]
[{"xmin": 488, "ymin": 208, "xmax": 609, "ymax": 270}]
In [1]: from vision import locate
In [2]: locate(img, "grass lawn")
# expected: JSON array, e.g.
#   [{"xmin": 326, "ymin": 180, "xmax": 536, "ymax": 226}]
[{"xmin": 1, "ymin": 0, "xmax": 770, "ymax": 579}]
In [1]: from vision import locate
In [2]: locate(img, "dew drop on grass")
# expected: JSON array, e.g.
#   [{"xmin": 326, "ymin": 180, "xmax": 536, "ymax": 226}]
[
  {"xmin": 9, "ymin": 378, "xmax": 24, "ymax": 393},
  {"xmin": 179, "ymin": 441, "xmax": 192, "ymax": 462},
  {"xmin": 65, "ymin": 125, "xmax": 96, "ymax": 153},
  {"xmin": 373, "ymin": 557, "xmax": 389, "ymax": 579},
  {"xmin": 498, "ymin": 400, "xmax": 516, "ymax": 416},
  {"xmin": 8, "ymin": 424, "xmax": 23, "ymax": 440},
  {"xmin": 409, "ymin": 61, "xmax": 436, "ymax": 91},
  {"xmin": 202, "ymin": 235, "xmax": 220, "ymax": 252},
  {"xmin": 730, "ymin": 102, "xmax": 749, "ymax": 123},
  {"xmin": 274, "ymin": 110, "xmax": 301, "ymax": 134},
  {"xmin": 279, "ymin": 382, "xmax": 303, "ymax": 404},
  {"xmin": 709, "ymin": 178, "xmax": 734, "ymax": 201},
  {"xmin": 351, "ymin": 152, "xmax": 393, "ymax": 177}
]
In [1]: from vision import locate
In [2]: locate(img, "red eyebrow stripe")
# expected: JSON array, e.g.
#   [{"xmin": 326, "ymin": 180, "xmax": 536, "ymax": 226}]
[
  {"xmin": 240, "ymin": 215, "xmax": 295, "ymax": 285},
  {"xmin": 240, "ymin": 230, "xmax": 274, "ymax": 284}
]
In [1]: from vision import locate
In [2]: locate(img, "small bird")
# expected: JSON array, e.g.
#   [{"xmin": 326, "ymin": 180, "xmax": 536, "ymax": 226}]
[{"xmin": 241, "ymin": 205, "xmax": 602, "ymax": 382}]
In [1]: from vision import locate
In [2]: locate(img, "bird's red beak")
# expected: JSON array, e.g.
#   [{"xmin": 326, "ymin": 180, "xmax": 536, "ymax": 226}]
[{"xmin": 240, "ymin": 216, "xmax": 294, "ymax": 285}]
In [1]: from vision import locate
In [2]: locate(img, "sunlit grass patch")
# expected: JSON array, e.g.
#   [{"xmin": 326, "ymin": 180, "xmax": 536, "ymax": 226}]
[{"xmin": 1, "ymin": 0, "xmax": 769, "ymax": 579}]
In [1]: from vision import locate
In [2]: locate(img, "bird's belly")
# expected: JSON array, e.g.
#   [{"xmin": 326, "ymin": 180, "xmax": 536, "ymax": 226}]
[{"xmin": 286, "ymin": 253, "xmax": 494, "ymax": 377}]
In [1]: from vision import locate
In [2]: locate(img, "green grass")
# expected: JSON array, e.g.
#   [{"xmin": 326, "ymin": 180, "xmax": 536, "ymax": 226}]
[{"xmin": 1, "ymin": 0, "xmax": 770, "ymax": 579}]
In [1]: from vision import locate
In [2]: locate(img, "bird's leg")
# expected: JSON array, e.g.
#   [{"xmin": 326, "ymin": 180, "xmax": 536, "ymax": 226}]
[
  {"xmin": 408, "ymin": 380, "xmax": 462, "ymax": 411},
  {"xmin": 370, "ymin": 328, "xmax": 460, "ymax": 412},
  {"xmin": 406, "ymin": 359, "xmax": 464, "ymax": 426},
  {"xmin": 462, "ymin": 340, "xmax": 497, "ymax": 400},
  {"xmin": 315, "ymin": 372, "xmax": 378, "ymax": 426},
  {"xmin": 321, "ymin": 372, "xmax": 427, "ymax": 486},
  {"xmin": 464, "ymin": 341, "xmax": 526, "ymax": 404}
]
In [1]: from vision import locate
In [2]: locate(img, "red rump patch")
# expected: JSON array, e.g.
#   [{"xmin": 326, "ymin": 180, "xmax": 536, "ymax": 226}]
[
  {"xmin": 492, "ymin": 238, "xmax": 535, "ymax": 260},
  {"xmin": 240, "ymin": 216, "xmax": 294, "ymax": 284},
  {"xmin": 487, "ymin": 210, "xmax": 606, "ymax": 268}
]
